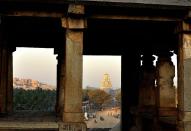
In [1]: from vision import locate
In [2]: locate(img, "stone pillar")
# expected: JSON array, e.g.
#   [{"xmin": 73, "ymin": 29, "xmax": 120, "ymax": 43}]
[
  {"xmin": 138, "ymin": 54, "xmax": 157, "ymax": 131},
  {"xmin": 0, "ymin": 46, "xmax": 7, "ymax": 114},
  {"xmin": 122, "ymin": 53, "xmax": 141, "ymax": 131},
  {"xmin": 0, "ymin": 46, "xmax": 14, "ymax": 114},
  {"xmin": 156, "ymin": 52, "xmax": 176, "ymax": 117},
  {"xmin": 59, "ymin": 4, "xmax": 87, "ymax": 131},
  {"xmin": 6, "ymin": 48, "xmax": 14, "ymax": 113},
  {"xmin": 139, "ymin": 54, "xmax": 156, "ymax": 109},
  {"xmin": 56, "ymin": 55, "xmax": 60, "ymax": 113},
  {"xmin": 56, "ymin": 52, "xmax": 65, "ymax": 117},
  {"xmin": 177, "ymin": 21, "xmax": 191, "ymax": 131}
]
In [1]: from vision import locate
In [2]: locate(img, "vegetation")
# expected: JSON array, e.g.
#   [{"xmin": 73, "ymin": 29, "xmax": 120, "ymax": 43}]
[
  {"xmin": 13, "ymin": 88, "xmax": 56, "ymax": 111},
  {"xmin": 115, "ymin": 89, "xmax": 121, "ymax": 104},
  {"xmin": 83, "ymin": 88, "xmax": 112, "ymax": 109},
  {"xmin": 13, "ymin": 87, "xmax": 121, "ymax": 112}
]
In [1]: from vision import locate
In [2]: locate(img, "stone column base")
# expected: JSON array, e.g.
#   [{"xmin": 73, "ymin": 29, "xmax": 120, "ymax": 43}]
[
  {"xmin": 177, "ymin": 121, "xmax": 191, "ymax": 131},
  {"xmin": 158, "ymin": 107, "xmax": 177, "ymax": 117},
  {"xmin": 59, "ymin": 122, "xmax": 87, "ymax": 131},
  {"xmin": 63, "ymin": 112, "xmax": 84, "ymax": 122}
]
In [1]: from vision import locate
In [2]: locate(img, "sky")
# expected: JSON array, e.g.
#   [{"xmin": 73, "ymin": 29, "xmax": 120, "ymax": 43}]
[
  {"xmin": 83, "ymin": 56, "xmax": 121, "ymax": 89},
  {"xmin": 13, "ymin": 48, "xmax": 57, "ymax": 86},
  {"xmin": 13, "ymin": 48, "xmax": 177, "ymax": 88},
  {"xmin": 13, "ymin": 48, "xmax": 121, "ymax": 89}
]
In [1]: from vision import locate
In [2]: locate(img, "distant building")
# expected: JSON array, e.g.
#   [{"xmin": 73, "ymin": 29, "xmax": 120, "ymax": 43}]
[
  {"xmin": 13, "ymin": 77, "xmax": 55, "ymax": 90},
  {"xmin": 100, "ymin": 73, "xmax": 112, "ymax": 91}
]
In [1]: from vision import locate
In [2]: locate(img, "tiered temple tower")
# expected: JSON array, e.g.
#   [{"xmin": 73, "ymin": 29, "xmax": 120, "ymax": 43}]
[{"xmin": 100, "ymin": 73, "xmax": 112, "ymax": 90}]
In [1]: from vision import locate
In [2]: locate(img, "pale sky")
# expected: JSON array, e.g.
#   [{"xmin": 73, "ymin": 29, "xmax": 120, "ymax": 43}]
[
  {"xmin": 13, "ymin": 48, "xmax": 177, "ymax": 88},
  {"xmin": 13, "ymin": 48, "xmax": 57, "ymax": 86},
  {"xmin": 83, "ymin": 56, "xmax": 121, "ymax": 89},
  {"xmin": 13, "ymin": 48, "xmax": 121, "ymax": 89}
]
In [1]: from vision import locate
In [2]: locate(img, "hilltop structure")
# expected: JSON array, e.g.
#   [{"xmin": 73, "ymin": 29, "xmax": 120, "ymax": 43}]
[{"xmin": 13, "ymin": 77, "xmax": 55, "ymax": 90}]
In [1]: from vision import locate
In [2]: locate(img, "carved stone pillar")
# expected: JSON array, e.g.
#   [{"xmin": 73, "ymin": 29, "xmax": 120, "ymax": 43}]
[
  {"xmin": 156, "ymin": 52, "xmax": 176, "ymax": 117},
  {"xmin": 56, "ymin": 52, "xmax": 65, "ymax": 117},
  {"xmin": 59, "ymin": 4, "xmax": 87, "ymax": 131},
  {"xmin": 177, "ymin": 21, "xmax": 191, "ymax": 131},
  {"xmin": 138, "ymin": 54, "xmax": 157, "ymax": 131},
  {"xmin": 139, "ymin": 54, "xmax": 156, "ymax": 109}
]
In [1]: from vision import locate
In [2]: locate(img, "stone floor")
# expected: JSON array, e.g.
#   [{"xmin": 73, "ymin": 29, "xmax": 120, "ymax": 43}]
[{"xmin": 85, "ymin": 108, "xmax": 120, "ymax": 129}]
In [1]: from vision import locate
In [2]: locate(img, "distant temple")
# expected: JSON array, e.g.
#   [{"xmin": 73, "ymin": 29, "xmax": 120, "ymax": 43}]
[{"xmin": 100, "ymin": 73, "xmax": 112, "ymax": 90}]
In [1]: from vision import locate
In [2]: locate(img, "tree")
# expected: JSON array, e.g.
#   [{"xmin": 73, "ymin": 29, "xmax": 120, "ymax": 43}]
[
  {"xmin": 115, "ymin": 91, "xmax": 121, "ymax": 104},
  {"xmin": 87, "ymin": 89, "xmax": 111, "ymax": 108},
  {"xmin": 82, "ymin": 89, "xmax": 89, "ymax": 101}
]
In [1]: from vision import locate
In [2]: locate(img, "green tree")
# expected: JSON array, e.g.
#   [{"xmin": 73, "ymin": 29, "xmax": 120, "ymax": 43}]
[
  {"xmin": 115, "ymin": 91, "xmax": 121, "ymax": 104},
  {"xmin": 88, "ymin": 89, "xmax": 111, "ymax": 108}
]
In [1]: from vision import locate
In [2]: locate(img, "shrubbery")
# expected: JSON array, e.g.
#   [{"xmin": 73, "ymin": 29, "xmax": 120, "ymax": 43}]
[{"xmin": 13, "ymin": 88, "xmax": 56, "ymax": 111}]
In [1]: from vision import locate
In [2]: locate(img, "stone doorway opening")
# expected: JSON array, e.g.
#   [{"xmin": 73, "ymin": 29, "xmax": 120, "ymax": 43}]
[
  {"xmin": 82, "ymin": 55, "xmax": 121, "ymax": 130},
  {"xmin": 13, "ymin": 47, "xmax": 57, "ymax": 112}
]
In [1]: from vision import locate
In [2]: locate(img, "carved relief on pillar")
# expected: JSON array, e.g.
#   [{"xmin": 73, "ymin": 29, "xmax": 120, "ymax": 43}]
[
  {"xmin": 177, "ymin": 20, "xmax": 191, "ymax": 131},
  {"xmin": 59, "ymin": 122, "xmax": 86, "ymax": 131},
  {"xmin": 156, "ymin": 52, "xmax": 176, "ymax": 116},
  {"xmin": 183, "ymin": 34, "xmax": 191, "ymax": 59},
  {"xmin": 181, "ymin": 34, "xmax": 191, "ymax": 112}
]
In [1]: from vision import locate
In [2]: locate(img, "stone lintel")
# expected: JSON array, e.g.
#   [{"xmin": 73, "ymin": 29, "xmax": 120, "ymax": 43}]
[
  {"xmin": 175, "ymin": 21, "xmax": 191, "ymax": 34},
  {"xmin": 61, "ymin": 17, "xmax": 87, "ymax": 29},
  {"xmin": 183, "ymin": 21, "xmax": 191, "ymax": 32},
  {"xmin": 63, "ymin": 113, "xmax": 84, "ymax": 122},
  {"xmin": 68, "ymin": 4, "xmax": 85, "ymax": 15}
]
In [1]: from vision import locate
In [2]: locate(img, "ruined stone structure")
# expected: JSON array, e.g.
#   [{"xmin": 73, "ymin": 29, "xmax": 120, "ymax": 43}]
[{"xmin": 0, "ymin": 0, "xmax": 190, "ymax": 131}]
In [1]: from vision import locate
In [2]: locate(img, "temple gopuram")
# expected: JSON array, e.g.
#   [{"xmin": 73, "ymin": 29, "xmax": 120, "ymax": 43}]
[
  {"xmin": 0, "ymin": 0, "xmax": 190, "ymax": 131},
  {"xmin": 100, "ymin": 73, "xmax": 112, "ymax": 90}
]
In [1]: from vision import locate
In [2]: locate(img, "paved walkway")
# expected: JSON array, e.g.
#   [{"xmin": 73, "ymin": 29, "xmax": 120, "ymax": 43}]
[{"xmin": 85, "ymin": 108, "xmax": 120, "ymax": 129}]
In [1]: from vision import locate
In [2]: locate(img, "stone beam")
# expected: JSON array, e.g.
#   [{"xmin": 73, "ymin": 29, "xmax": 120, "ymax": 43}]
[
  {"xmin": 5, "ymin": 11, "xmax": 65, "ymax": 18},
  {"xmin": 89, "ymin": 14, "xmax": 181, "ymax": 22}
]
